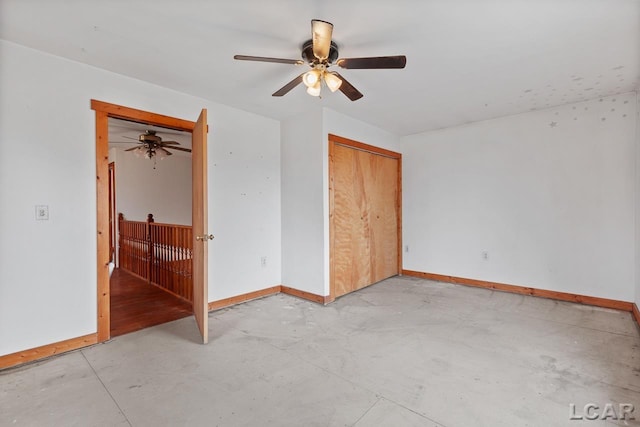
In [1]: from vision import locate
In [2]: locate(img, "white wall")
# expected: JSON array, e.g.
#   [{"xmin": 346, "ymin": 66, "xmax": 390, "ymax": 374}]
[
  {"xmin": 111, "ymin": 147, "xmax": 192, "ymax": 225},
  {"xmin": 280, "ymin": 108, "xmax": 402, "ymax": 297},
  {"xmin": 403, "ymin": 93, "xmax": 637, "ymax": 301},
  {"xmin": 281, "ymin": 109, "xmax": 324, "ymax": 294},
  {"xmin": 210, "ymin": 105, "xmax": 281, "ymax": 301},
  {"xmin": 0, "ymin": 40, "xmax": 281, "ymax": 356},
  {"xmin": 322, "ymin": 109, "xmax": 403, "ymax": 153}
]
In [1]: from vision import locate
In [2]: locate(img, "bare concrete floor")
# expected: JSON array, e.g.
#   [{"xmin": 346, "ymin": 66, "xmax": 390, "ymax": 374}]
[{"xmin": 2, "ymin": 276, "xmax": 639, "ymax": 426}]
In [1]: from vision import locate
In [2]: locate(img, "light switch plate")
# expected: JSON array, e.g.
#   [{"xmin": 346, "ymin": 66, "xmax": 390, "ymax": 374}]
[{"xmin": 35, "ymin": 205, "xmax": 49, "ymax": 220}]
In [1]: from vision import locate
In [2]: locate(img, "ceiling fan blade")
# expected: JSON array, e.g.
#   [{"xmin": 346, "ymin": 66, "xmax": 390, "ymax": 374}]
[
  {"xmin": 159, "ymin": 147, "xmax": 173, "ymax": 156},
  {"xmin": 336, "ymin": 55, "xmax": 407, "ymax": 69},
  {"xmin": 333, "ymin": 72, "xmax": 363, "ymax": 101},
  {"xmin": 311, "ymin": 19, "xmax": 333, "ymax": 60},
  {"xmin": 234, "ymin": 55, "xmax": 303, "ymax": 65},
  {"xmin": 166, "ymin": 146, "xmax": 192, "ymax": 153},
  {"xmin": 124, "ymin": 146, "xmax": 140, "ymax": 152},
  {"xmin": 272, "ymin": 73, "xmax": 304, "ymax": 97},
  {"xmin": 109, "ymin": 141, "xmax": 136, "ymax": 144},
  {"xmin": 159, "ymin": 141, "xmax": 180, "ymax": 145}
]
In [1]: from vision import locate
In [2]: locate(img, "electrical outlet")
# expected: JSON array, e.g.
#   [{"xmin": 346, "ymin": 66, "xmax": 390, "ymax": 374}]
[
  {"xmin": 482, "ymin": 251, "xmax": 489, "ymax": 260},
  {"xmin": 35, "ymin": 205, "xmax": 49, "ymax": 220},
  {"xmin": 261, "ymin": 256, "xmax": 267, "ymax": 267}
]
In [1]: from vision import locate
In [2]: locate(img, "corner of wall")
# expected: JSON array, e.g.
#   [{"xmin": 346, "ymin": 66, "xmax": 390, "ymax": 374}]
[
  {"xmin": 401, "ymin": 94, "xmax": 636, "ymax": 301},
  {"xmin": 280, "ymin": 109, "xmax": 325, "ymax": 295}
]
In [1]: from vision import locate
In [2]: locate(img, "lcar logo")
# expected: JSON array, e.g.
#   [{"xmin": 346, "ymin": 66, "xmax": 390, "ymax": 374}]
[{"xmin": 569, "ymin": 403, "xmax": 635, "ymax": 421}]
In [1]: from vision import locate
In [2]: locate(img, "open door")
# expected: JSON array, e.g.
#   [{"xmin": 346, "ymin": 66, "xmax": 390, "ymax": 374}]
[
  {"xmin": 192, "ymin": 109, "xmax": 209, "ymax": 343},
  {"xmin": 92, "ymin": 100, "xmax": 209, "ymax": 343}
]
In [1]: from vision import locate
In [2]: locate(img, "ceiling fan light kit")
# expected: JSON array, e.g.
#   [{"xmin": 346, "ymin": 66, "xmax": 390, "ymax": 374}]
[
  {"xmin": 306, "ymin": 81, "xmax": 322, "ymax": 97},
  {"xmin": 132, "ymin": 145, "xmax": 169, "ymax": 160},
  {"xmin": 302, "ymin": 69, "xmax": 321, "ymax": 87},
  {"xmin": 234, "ymin": 19, "xmax": 407, "ymax": 101},
  {"xmin": 110, "ymin": 129, "xmax": 191, "ymax": 168},
  {"xmin": 324, "ymin": 71, "xmax": 342, "ymax": 92}
]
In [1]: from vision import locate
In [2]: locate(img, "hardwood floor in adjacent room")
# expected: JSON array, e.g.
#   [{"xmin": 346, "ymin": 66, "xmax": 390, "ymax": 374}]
[{"xmin": 110, "ymin": 268, "xmax": 192, "ymax": 337}]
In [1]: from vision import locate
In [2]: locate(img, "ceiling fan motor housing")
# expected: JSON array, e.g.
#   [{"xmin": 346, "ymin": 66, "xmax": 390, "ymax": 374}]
[
  {"xmin": 139, "ymin": 130, "xmax": 161, "ymax": 143},
  {"xmin": 302, "ymin": 39, "xmax": 339, "ymax": 64}
]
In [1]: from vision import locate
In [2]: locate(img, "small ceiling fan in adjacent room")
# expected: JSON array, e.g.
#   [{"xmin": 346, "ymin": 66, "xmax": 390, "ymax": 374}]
[
  {"xmin": 234, "ymin": 19, "xmax": 407, "ymax": 100},
  {"xmin": 110, "ymin": 130, "xmax": 192, "ymax": 168}
]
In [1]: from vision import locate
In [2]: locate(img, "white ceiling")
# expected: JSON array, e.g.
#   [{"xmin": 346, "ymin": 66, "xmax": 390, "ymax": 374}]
[{"xmin": 1, "ymin": 0, "xmax": 638, "ymax": 136}]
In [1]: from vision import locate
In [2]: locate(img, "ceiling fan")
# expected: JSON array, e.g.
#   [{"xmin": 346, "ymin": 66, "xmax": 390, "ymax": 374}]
[
  {"xmin": 234, "ymin": 19, "xmax": 407, "ymax": 101},
  {"xmin": 111, "ymin": 130, "xmax": 191, "ymax": 166}
]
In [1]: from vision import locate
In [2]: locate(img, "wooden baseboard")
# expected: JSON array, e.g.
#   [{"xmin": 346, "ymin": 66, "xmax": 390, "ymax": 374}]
[
  {"xmin": 149, "ymin": 280, "xmax": 193, "ymax": 305},
  {"xmin": 2, "ymin": 285, "xmax": 328, "ymax": 370},
  {"xmin": 0, "ymin": 333, "xmax": 98, "ymax": 370},
  {"xmin": 208, "ymin": 286, "xmax": 281, "ymax": 311},
  {"xmin": 119, "ymin": 267, "xmax": 192, "ymax": 305},
  {"xmin": 208, "ymin": 285, "xmax": 329, "ymax": 311},
  {"xmin": 632, "ymin": 303, "xmax": 640, "ymax": 327},
  {"xmin": 402, "ymin": 270, "xmax": 634, "ymax": 312},
  {"xmin": 280, "ymin": 285, "xmax": 329, "ymax": 304}
]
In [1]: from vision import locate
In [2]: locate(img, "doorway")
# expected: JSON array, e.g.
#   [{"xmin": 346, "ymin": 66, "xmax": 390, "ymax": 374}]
[
  {"xmin": 92, "ymin": 100, "xmax": 210, "ymax": 343},
  {"xmin": 329, "ymin": 134, "xmax": 402, "ymax": 300},
  {"xmin": 107, "ymin": 118, "xmax": 194, "ymax": 337}
]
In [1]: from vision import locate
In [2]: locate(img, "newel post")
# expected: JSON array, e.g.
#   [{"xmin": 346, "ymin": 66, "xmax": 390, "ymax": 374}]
[
  {"xmin": 117, "ymin": 213, "xmax": 124, "ymax": 268},
  {"xmin": 147, "ymin": 213, "xmax": 154, "ymax": 282}
]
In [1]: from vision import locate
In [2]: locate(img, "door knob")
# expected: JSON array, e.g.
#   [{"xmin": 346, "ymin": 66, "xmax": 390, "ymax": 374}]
[{"xmin": 196, "ymin": 234, "xmax": 214, "ymax": 241}]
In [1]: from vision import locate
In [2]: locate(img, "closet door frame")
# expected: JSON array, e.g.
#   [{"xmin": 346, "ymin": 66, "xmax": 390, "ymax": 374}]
[{"xmin": 328, "ymin": 133, "xmax": 402, "ymax": 302}]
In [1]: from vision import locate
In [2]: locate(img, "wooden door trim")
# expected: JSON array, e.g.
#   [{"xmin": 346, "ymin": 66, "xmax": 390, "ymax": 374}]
[
  {"xmin": 91, "ymin": 100, "xmax": 196, "ymax": 343},
  {"xmin": 91, "ymin": 100, "xmax": 196, "ymax": 132},
  {"xmin": 328, "ymin": 134, "xmax": 403, "ymax": 303},
  {"xmin": 329, "ymin": 134, "xmax": 401, "ymax": 159},
  {"xmin": 108, "ymin": 162, "xmax": 116, "ymax": 264}
]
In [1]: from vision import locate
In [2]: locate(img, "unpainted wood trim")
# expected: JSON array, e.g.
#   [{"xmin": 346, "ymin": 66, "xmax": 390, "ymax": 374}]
[
  {"xmin": 328, "ymin": 133, "xmax": 401, "ymax": 159},
  {"xmin": 208, "ymin": 286, "xmax": 282, "ymax": 311},
  {"xmin": 280, "ymin": 285, "xmax": 329, "ymax": 304},
  {"xmin": 91, "ymin": 100, "xmax": 196, "ymax": 132},
  {"xmin": 328, "ymin": 138, "xmax": 336, "ymax": 302},
  {"xmin": 403, "ymin": 270, "xmax": 634, "ymax": 312},
  {"xmin": 633, "ymin": 303, "xmax": 640, "ymax": 327},
  {"xmin": 0, "ymin": 334, "xmax": 98, "ymax": 370},
  {"xmin": 95, "ymin": 110, "xmax": 110, "ymax": 342},
  {"xmin": 328, "ymin": 134, "xmax": 402, "ymax": 301},
  {"xmin": 92, "ymin": 99, "xmax": 198, "ymax": 343},
  {"xmin": 108, "ymin": 162, "xmax": 116, "ymax": 264},
  {"xmin": 396, "ymin": 156, "xmax": 403, "ymax": 274},
  {"xmin": 4, "ymin": 284, "xmax": 330, "ymax": 369},
  {"xmin": 148, "ymin": 280, "xmax": 193, "ymax": 305}
]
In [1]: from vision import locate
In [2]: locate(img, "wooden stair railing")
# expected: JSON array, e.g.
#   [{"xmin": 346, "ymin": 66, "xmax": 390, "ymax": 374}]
[{"xmin": 118, "ymin": 213, "xmax": 193, "ymax": 303}]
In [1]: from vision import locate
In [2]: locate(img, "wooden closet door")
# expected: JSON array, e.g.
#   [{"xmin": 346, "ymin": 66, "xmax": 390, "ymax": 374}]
[
  {"xmin": 333, "ymin": 144, "xmax": 372, "ymax": 297},
  {"xmin": 331, "ymin": 138, "xmax": 400, "ymax": 299},
  {"xmin": 367, "ymin": 153, "xmax": 399, "ymax": 285}
]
